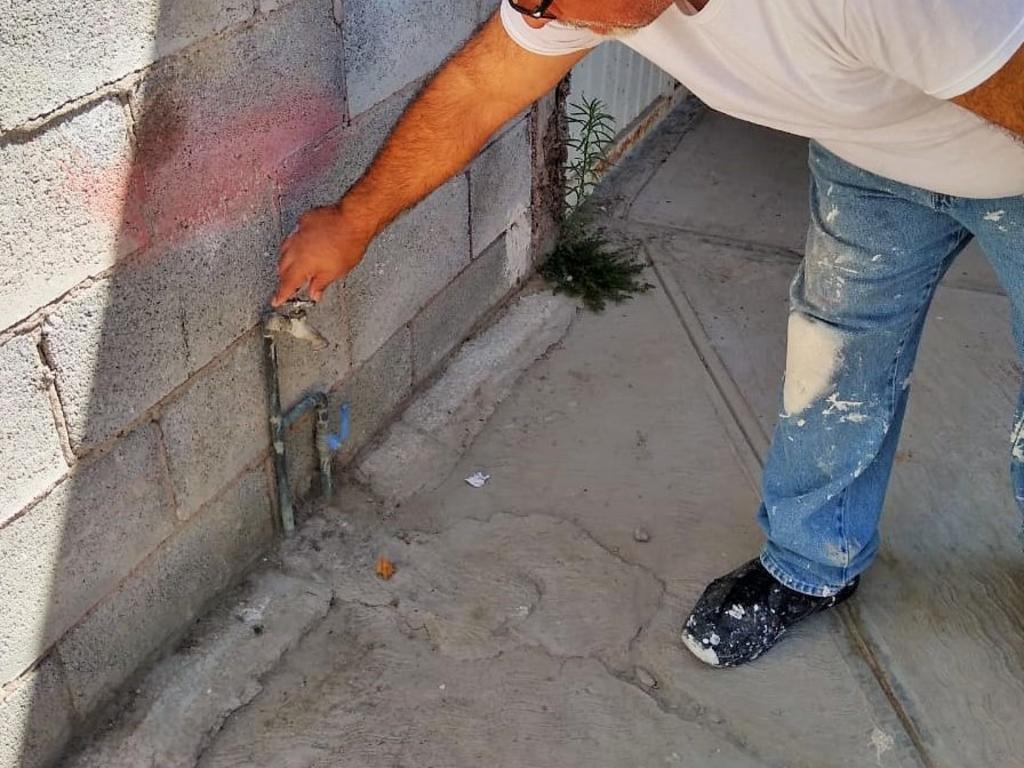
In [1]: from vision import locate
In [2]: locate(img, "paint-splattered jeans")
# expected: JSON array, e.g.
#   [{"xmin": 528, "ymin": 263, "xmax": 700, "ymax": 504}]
[{"xmin": 758, "ymin": 141, "xmax": 1024, "ymax": 597}]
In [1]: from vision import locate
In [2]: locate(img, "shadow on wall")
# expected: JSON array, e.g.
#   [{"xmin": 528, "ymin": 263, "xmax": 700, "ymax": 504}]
[
  {"xmin": 5, "ymin": 1, "xmax": 353, "ymax": 764},
  {"xmin": 5, "ymin": 0, "xmax": 537, "ymax": 763}
]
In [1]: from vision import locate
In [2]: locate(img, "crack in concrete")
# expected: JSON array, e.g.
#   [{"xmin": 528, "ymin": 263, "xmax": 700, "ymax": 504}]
[
  {"xmin": 339, "ymin": 507, "xmax": 676, "ymax": 667},
  {"xmin": 297, "ymin": 403, "xmax": 843, "ymax": 768},
  {"xmin": 220, "ymin": 502, "xmax": 786, "ymax": 768},
  {"xmin": 252, "ymin": 589, "xmax": 760, "ymax": 766},
  {"xmin": 185, "ymin": 590, "xmax": 474, "ymax": 766},
  {"xmin": 627, "ymin": 619, "xmax": 647, "ymax": 655},
  {"xmin": 567, "ymin": 514, "xmax": 671, "ymax": 596},
  {"xmin": 611, "ymin": 218, "xmax": 806, "ymax": 265},
  {"xmin": 471, "ymin": 508, "xmax": 672, "ymax": 598},
  {"xmin": 595, "ymin": 657, "xmax": 777, "ymax": 767}
]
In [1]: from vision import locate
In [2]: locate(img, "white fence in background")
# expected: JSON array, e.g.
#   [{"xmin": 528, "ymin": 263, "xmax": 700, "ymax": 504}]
[{"xmin": 570, "ymin": 42, "xmax": 677, "ymax": 144}]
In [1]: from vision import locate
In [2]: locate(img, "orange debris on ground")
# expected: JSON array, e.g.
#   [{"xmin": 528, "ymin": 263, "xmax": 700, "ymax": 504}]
[{"xmin": 375, "ymin": 556, "xmax": 396, "ymax": 580}]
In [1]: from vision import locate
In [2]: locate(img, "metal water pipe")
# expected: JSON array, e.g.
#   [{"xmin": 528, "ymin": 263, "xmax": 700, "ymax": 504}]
[{"xmin": 262, "ymin": 300, "xmax": 350, "ymax": 535}]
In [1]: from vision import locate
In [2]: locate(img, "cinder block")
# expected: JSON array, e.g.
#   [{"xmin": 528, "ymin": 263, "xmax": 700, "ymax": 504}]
[
  {"xmin": 470, "ymin": 117, "xmax": 532, "ymax": 256},
  {"xmin": 343, "ymin": 0, "xmax": 479, "ymax": 117},
  {"xmin": 0, "ymin": 336, "xmax": 67, "ymax": 525},
  {"xmin": 345, "ymin": 177, "xmax": 472, "ymax": 364},
  {"xmin": 0, "ymin": 1, "xmax": 250, "ymax": 127},
  {"xmin": 0, "ymin": 655, "xmax": 75, "ymax": 768},
  {"xmin": 333, "ymin": 326, "xmax": 412, "ymax": 466},
  {"xmin": 42, "ymin": 201, "xmax": 279, "ymax": 452},
  {"xmin": 0, "ymin": 99, "xmax": 146, "ymax": 331},
  {"xmin": 0, "ymin": 424, "xmax": 174, "ymax": 687},
  {"xmin": 411, "ymin": 235, "xmax": 515, "ymax": 379},
  {"xmin": 161, "ymin": 335, "xmax": 270, "ymax": 520},
  {"xmin": 276, "ymin": 84, "xmax": 417, "ymax": 235},
  {"xmin": 58, "ymin": 469, "xmax": 275, "ymax": 715},
  {"xmin": 130, "ymin": 0, "xmax": 345, "ymax": 239},
  {"xmin": 171, "ymin": 202, "xmax": 280, "ymax": 373},
  {"xmin": 42, "ymin": 254, "xmax": 191, "ymax": 453}
]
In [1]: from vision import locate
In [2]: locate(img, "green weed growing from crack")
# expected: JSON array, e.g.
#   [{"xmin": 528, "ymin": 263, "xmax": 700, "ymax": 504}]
[{"xmin": 541, "ymin": 96, "xmax": 653, "ymax": 312}]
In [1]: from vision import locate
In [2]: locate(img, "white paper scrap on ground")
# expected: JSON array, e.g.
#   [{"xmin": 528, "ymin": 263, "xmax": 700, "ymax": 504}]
[{"xmin": 465, "ymin": 471, "xmax": 491, "ymax": 488}]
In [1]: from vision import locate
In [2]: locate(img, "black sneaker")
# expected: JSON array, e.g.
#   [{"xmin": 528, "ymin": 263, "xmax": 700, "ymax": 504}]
[{"xmin": 681, "ymin": 558, "xmax": 859, "ymax": 667}]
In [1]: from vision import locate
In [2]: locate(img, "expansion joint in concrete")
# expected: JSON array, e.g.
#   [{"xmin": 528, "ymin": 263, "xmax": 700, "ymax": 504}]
[
  {"xmin": 837, "ymin": 606, "xmax": 937, "ymax": 768},
  {"xmin": 647, "ymin": 240, "xmax": 935, "ymax": 768}
]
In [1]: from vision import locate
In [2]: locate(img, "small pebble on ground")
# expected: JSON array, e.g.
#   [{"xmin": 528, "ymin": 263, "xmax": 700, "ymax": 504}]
[{"xmin": 636, "ymin": 667, "xmax": 658, "ymax": 688}]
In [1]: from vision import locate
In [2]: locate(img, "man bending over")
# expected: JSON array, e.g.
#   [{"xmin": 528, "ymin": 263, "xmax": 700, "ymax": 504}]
[{"xmin": 274, "ymin": 0, "xmax": 1024, "ymax": 667}]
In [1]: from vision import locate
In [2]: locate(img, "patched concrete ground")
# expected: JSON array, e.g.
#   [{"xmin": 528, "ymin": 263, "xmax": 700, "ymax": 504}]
[{"xmin": 83, "ymin": 102, "xmax": 1024, "ymax": 768}]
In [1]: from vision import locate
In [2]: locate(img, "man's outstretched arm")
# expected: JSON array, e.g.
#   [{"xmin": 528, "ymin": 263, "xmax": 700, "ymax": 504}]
[
  {"xmin": 953, "ymin": 43, "xmax": 1024, "ymax": 141},
  {"xmin": 272, "ymin": 13, "xmax": 587, "ymax": 305}
]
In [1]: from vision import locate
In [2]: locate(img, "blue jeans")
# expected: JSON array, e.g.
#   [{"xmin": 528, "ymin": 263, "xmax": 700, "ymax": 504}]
[{"xmin": 758, "ymin": 141, "xmax": 1024, "ymax": 597}]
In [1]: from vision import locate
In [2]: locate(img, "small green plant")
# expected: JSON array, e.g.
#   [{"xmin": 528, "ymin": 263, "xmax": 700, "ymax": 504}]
[
  {"xmin": 542, "ymin": 97, "xmax": 653, "ymax": 312},
  {"xmin": 541, "ymin": 231, "xmax": 651, "ymax": 312},
  {"xmin": 565, "ymin": 97, "xmax": 618, "ymax": 217}
]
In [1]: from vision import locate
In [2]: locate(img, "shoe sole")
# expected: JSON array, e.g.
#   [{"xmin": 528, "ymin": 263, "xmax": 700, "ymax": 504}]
[{"xmin": 680, "ymin": 630, "xmax": 723, "ymax": 667}]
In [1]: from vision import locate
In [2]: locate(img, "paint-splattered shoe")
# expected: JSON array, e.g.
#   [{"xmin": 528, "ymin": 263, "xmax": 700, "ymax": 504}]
[{"xmin": 681, "ymin": 558, "xmax": 858, "ymax": 667}]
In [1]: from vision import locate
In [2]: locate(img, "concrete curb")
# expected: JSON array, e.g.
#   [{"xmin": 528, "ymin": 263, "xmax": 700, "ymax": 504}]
[
  {"xmin": 354, "ymin": 290, "xmax": 577, "ymax": 506},
  {"xmin": 65, "ymin": 572, "xmax": 332, "ymax": 768}
]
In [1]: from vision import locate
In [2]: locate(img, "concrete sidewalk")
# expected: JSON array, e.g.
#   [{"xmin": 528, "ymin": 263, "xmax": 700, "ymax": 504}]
[{"xmin": 143, "ymin": 103, "xmax": 1023, "ymax": 767}]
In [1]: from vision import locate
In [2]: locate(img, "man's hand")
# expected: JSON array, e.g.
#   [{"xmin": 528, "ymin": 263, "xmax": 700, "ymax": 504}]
[{"xmin": 272, "ymin": 205, "xmax": 369, "ymax": 306}]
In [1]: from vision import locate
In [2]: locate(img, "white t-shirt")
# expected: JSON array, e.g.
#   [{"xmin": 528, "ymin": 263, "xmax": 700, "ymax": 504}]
[{"xmin": 501, "ymin": 0, "xmax": 1024, "ymax": 199}]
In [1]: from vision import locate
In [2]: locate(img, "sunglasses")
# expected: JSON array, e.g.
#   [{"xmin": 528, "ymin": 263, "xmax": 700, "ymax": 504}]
[{"xmin": 507, "ymin": 0, "xmax": 557, "ymax": 20}]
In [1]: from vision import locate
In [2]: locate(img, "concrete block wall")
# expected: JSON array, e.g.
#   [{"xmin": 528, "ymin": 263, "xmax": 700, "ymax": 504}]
[{"xmin": 0, "ymin": 2, "xmax": 561, "ymax": 766}]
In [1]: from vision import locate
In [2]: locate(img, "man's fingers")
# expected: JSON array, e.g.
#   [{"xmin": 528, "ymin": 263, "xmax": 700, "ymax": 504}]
[
  {"xmin": 308, "ymin": 273, "xmax": 330, "ymax": 303},
  {"xmin": 272, "ymin": 266, "xmax": 309, "ymax": 307}
]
